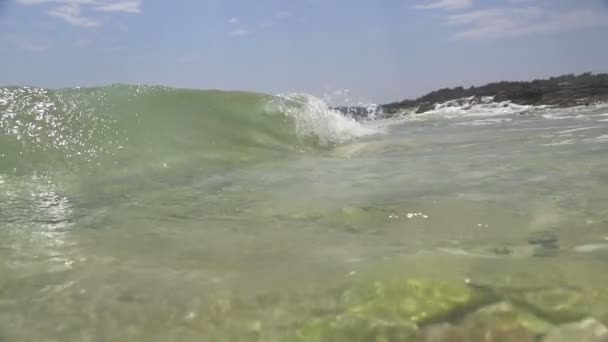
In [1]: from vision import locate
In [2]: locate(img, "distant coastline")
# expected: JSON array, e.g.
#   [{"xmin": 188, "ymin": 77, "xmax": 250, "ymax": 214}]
[{"xmin": 336, "ymin": 73, "xmax": 608, "ymax": 118}]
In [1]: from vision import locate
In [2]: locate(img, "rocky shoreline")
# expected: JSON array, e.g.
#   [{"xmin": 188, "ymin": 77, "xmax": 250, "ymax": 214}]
[{"xmin": 336, "ymin": 73, "xmax": 608, "ymax": 119}]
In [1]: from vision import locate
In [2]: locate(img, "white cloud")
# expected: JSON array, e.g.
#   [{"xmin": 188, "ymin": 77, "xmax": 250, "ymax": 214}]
[
  {"xmin": 17, "ymin": 0, "xmax": 96, "ymax": 4},
  {"xmin": 446, "ymin": 6, "xmax": 608, "ymax": 40},
  {"xmin": 229, "ymin": 28, "xmax": 250, "ymax": 37},
  {"xmin": 415, "ymin": 0, "xmax": 473, "ymax": 11},
  {"xmin": 228, "ymin": 17, "xmax": 238, "ymax": 25},
  {"xmin": 48, "ymin": 3, "xmax": 101, "ymax": 27},
  {"xmin": 3, "ymin": 35, "xmax": 50, "ymax": 52},
  {"xmin": 94, "ymin": 1, "xmax": 141, "ymax": 13},
  {"xmin": 16, "ymin": 0, "xmax": 142, "ymax": 27}
]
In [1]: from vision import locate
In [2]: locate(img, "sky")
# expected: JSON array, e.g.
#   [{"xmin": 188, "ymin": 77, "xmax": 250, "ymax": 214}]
[{"xmin": 1, "ymin": 0, "xmax": 608, "ymax": 103}]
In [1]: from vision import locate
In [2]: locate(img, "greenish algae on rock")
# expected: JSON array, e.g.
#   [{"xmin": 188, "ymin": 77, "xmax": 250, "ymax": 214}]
[
  {"xmin": 283, "ymin": 278, "xmax": 493, "ymax": 341},
  {"xmin": 341, "ymin": 278, "xmax": 491, "ymax": 324}
]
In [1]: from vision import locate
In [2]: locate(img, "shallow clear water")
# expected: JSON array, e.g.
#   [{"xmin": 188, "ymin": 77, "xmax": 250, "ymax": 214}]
[{"xmin": 1, "ymin": 87, "xmax": 608, "ymax": 341}]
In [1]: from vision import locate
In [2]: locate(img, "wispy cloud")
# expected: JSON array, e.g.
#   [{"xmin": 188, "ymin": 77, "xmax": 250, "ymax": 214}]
[
  {"xmin": 16, "ymin": 0, "xmax": 142, "ymax": 27},
  {"xmin": 447, "ymin": 6, "xmax": 608, "ymax": 40},
  {"xmin": 414, "ymin": 0, "xmax": 473, "ymax": 11},
  {"xmin": 229, "ymin": 28, "xmax": 250, "ymax": 37},
  {"xmin": 94, "ymin": 0, "xmax": 140, "ymax": 13},
  {"xmin": 3, "ymin": 35, "xmax": 50, "ymax": 52},
  {"xmin": 228, "ymin": 17, "xmax": 238, "ymax": 25},
  {"xmin": 48, "ymin": 3, "xmax": 101, "ymax": 27}
]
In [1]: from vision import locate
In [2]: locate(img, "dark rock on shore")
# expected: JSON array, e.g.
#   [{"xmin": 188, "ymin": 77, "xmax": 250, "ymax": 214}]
[
  {"xmin": 382, "ymin": 73, "xmax": 608, "ymax": 115},
  {"xmin": 334, "ymin": 73, "xmax": 608, "ymax": 119}
]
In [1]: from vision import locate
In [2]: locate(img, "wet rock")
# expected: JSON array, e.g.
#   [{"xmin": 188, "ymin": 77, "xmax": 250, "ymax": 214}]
[
  {"xmin": 514, "ymin": 287, "xmax": 590, "ymax": 323},
  {"xmin": 421, "ymin": 323, "xmax": 467, "ymax": 342},
  {"xmin": 528, "ymin": 230, "xmax": 560, "ymax": 257},
  {"xmin": 471, "ymin": 301, "xmax": 554, "ymax": 336},
  {"xmin": 284, "ymin": 278, "xmax": 492, "ymax": 341},
  {"xmin": 465, "ymin": 314, "xmax": 537, "ymax": 342},
  {"xmin": 420, "ymin": 313, "xmax": 538, "ymax": 342},
  {"xmin": 284, "ymin": 315, "xmax": 419, "ymax": 342},
  {"xmin": 543, "ymin": 318, "xmax": 608, "ymax": 342},
  {"xmin": 116, "ymin": 291, "xmax": 140, "ymax": 303},
  {"xmin": 381, "ymin": 73, "xmax": 608, "ymax": 117},
  {"xmin": 491, "ymin": 246, "xmax": 513, "ymax": 256},
  {"xmin": 528, "ymin": 230, "xmax": 558, "ymax": 248},
  {"xmin": 341, "ymin": 278, "xmax": 492, "ymax": 325},
  {"xmin": 420, "ymin": 303, "xmax": 545, "ymax": 342},
  {"xmin": 532, "ymin": 245, "xmax": 560, "ymax": 258},
  {"xmin": 416, "ymin": 102, "xmax": 434, "ymax": 114}
]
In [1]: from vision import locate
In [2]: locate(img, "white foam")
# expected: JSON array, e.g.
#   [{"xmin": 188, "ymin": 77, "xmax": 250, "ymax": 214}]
[
  {"xmin": 585, "ymin": 134, "xmax": 608, "ymax": 143},
  {"xmin": 573, "ymin": 243, "xmax": 608, "ymax": 253},
  {"xmin": 541, "ymin": 140, "xmax": 576, "ymax": 147},
  {"xmin": 273, "ymin": 93, "xmax": 382, "ymax": 146},
  {"xmin": 557, "ymin": 126, "xmax": 604, "ymax": 134},
  {"xmin": 454, "ymin": 118, "xmax": 513, "ymax": 126},
  {"xmin": 397, "ymin": 96, "xmax": 537, "ymax": 122},
  {"xmin": 541, "ymin": 114, "xmax": 586, "ymax": 120}
]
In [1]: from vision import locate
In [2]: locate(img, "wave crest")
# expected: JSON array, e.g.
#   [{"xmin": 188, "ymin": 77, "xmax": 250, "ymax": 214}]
[{"xmin": 271, "ymin": 93, "xmax": 379, "ymax": 147}]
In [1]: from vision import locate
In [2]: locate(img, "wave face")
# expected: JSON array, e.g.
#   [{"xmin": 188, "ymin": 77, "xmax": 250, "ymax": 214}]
[{"xmin": 0, "ymin": 85, "xmax": 376, "ymax": 178}]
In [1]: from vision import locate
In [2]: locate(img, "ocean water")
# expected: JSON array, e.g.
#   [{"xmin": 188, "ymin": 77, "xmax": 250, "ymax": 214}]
[{"xmin": 1, "ymin": 85, "xmax": 608, "ymax": 341}]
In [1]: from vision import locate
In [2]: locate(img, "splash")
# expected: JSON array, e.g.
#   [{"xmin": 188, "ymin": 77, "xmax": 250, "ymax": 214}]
[{"xmin": 272, "ymin": 93, "xmax": 380, "ymax": 146}]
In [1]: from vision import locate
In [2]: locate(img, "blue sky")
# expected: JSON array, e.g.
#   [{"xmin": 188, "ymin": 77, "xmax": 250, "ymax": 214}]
[{"xmin": 1, "ymin": 0, "xmax": 608, "ymax": 103}]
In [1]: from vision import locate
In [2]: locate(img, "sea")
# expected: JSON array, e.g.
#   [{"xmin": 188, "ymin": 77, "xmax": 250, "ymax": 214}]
[{"xmin": 1, "ymin": 85, "xmax": 608, "ymax": 341}]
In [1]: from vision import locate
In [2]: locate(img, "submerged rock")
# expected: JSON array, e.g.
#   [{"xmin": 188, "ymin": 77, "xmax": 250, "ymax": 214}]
[
  {"xmin": 514, "ymin": 287, "xmax": 589, "ymax": 323},
  {"xmin": 284, "ymin": 315, "xmax": 419, "ymax": 342},
  {"xmin": 422, "ymin": 323, "xmax": 467, "ymax": 342},
  {"xmin": 420, "ymin": 302, "xmax": 548, "ymax": 342},
  {"xmin": 341, "ymin": 278, "xmax": 491, "ymax": 325},
  {"xmin": 490, "ymin": 246, "xmax": 513, "ymax": 256},
  {"xmin": 543, "ymin": 318, "xmax": 608, "ymax": 342},
  {"xmin": 283, "ymin": 278, "xmax": 493, "ymax": 341},
  {"xmin": 528, "ymin": 230, "xmax": 559, "ymax": 248},
  {"xmin": 464, "ymin": 313, "xmax": 537, "ymax": 342},
  {"xmin": 471, "ymin": 301, "xmax": 554, "ymax": 336}
]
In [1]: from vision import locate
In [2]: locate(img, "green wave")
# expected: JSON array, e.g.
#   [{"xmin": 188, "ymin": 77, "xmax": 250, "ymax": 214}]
[{"xmin": 0, "ymin": 85, "xmax": 375, "ymax": 178}]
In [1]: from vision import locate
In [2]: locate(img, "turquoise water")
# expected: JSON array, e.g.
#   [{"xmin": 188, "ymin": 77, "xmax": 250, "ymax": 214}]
[{"xmin": 2, "ymin": 86, "xmax": 608, "ymax": 341}]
